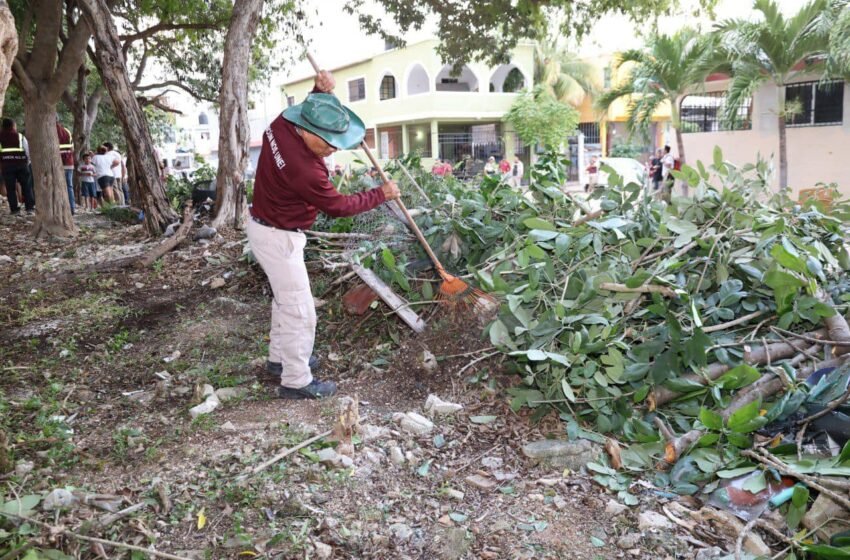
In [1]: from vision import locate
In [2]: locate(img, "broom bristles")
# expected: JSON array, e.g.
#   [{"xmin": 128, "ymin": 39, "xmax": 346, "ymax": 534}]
[{"xmin": 437, "ymin": 274, "xmax": 498, "ymax": 311}]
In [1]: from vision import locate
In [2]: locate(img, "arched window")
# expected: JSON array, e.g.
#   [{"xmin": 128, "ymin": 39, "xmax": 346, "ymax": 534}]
[
  {"xmin": 380, "ymin": 74, "xmax": 397, "ymax": 100},
  {"xmin": 406, "ymin": 64, "xmax": 430, "ymax": 95},
  {"xmin": 198, "ymin": 112, "xmax": 209, "ymax": 125},
  {"xmin": 489, "ymin": 64, "xmax": 526, "ymax": 93},
  {"xmin": 435, "ymin": 64, "xmax": 478, "ymax": 92}
]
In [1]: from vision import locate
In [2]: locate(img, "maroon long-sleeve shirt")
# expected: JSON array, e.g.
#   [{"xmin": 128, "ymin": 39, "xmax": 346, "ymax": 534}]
[{"xmin": 251, "ymin": 115, "xmax": 386, "ymax": 230}]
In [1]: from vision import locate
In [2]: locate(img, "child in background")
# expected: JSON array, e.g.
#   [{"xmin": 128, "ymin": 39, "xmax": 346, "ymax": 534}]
[{"xmin": 77, "ymin": 152, "xmax": 97, "ymax": 212}]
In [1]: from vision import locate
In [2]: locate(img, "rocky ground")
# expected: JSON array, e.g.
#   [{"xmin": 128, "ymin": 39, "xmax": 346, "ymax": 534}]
[{"xmin": 0, "ymin": 209, "xmax": 748, "ymax": 559}]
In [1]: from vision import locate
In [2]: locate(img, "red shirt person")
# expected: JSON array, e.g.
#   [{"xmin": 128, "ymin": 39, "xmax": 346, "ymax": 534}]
[{"xmin": 247, "ymin": 69, "xmax": 400, "ymax": 400}]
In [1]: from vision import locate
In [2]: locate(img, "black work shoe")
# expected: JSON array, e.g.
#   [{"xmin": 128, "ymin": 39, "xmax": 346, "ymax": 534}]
[
  {"xmin": 276, "ymin": 379, "xmax": 337, "ymax": 400},
  {"xmin": 265, "ymin": 356, "xmax": 319, "ymax": 377}
]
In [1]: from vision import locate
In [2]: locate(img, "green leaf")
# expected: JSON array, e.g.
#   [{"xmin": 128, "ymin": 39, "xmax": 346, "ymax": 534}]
[
  {"xmin": 699, "ymin": 407, "xmax": 723, "ymax": 431},
  {"xmin": 683, "ymin": 329, "xmax": 712, "ymax": 368},
  {"xmin": 590, "ymin": 536, "xmax": 606, "ymax": 547},
  {"xmin": 770, "ymin": 244, "xmax": 807, "ymax": 274},
  {"xmin": 716, "ymin": 364, "xmax": 761, "ymax": 390},
  {"xmin": 381, "ymin": 247, "xmax": 397, "ymax": 269},
  {"xmin": 561, "ymin": 379, "xmax": 576, "ymax": 403},
  {"xmin": 489, "ymin": 320, "xmax": 511, "ymax": 347},
  {"xmin": 727, "ymin": 399, "xmax": 767, "ymax": 433},
  {"xmin": 787, "ymin": 485, "xmax": 809, "ymax": 530},
  {"xmin": 417, "ymin": 459, "xmax": 432, "ymax": 477},
  {"xmin": 523, "ymin": 217, "xmax": 556, "ymax": 231},
  {"xmin": 713, "ymin": 145, "xmax": 723, "ymax": 168},
  {"xmin": 2, "ymin": 494, "xmax": 41, "ymax": 517}
]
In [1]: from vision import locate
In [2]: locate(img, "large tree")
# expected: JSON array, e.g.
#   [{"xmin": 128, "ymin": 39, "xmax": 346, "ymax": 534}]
[
  {"xmin": 535, "ymin": 38, "xmax": 598, "ymax": 107},
  {"xmin": 0, "ymin": 1, "xmax": 15, "ymax": 117},
  {"xmin": 78, "ymin": 0, "xmax": 177, "ymax": 234},
  {"xmin": 594, "ymin": 29, "xmax": 718, "ymax": 176},
  {"xmin": 211, "ymin": 0, "xmax": 264, "ymax": 230},
  {"xmin": 347, "ymin": 0, "xmax": 718, "ymax": 69},
  {"xmin": 11, "ymin": 0, "xmax": 90, "ymax": 238},
  {"xmin": 717, "ymin": 0, "xmax": 831, "ymax": 190}
]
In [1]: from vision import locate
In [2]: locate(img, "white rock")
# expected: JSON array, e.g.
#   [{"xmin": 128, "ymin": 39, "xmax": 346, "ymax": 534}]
[
  {"xmin": 638, "ymin": 511, "xmax": 672, "ymax": 531},
  {"xmin": 0, "ymin": 255, "xmax": 13, "ymax": 264},
  {"xmin": 605, "ymin": 499, "xmax": 629, "ymax": 516},
  {"xmin": 390, "ymin": 446, "xmax": 405, "ymax": 465},
  {"xmin": 363, "ymin": 449, "xmax": 384, "ymax": 465},
  {"xmin": 210, "ymin": 277, "xmax": 226, "ymax": 289},
  {"xmin": 154, "ymin": 370, "xmax": 172, "ymax": 381},
  {"xmin": 443, "ymin": 488, "xmax": 465, "ymax": 500},
  {"xmin": 314, "ymin": 542, "xmax": 333, "ymax": 559},
  {"xmin": 135, "ymin": 282, "xmax": 145, "ymax": 289},
  {"xmin": 421, "ymin": 350, "xmax": 438, "ymax": 372},
  {"xmin": 389, "ymin": 522, "xmax": 413, "ymax": 541},
  {"xmin": 59, "ymin": 349, "xmax": 70, "ymax": 358},
  {"xmin": 215, "ymin": 387, "xmax": 247, "ymax": 402},
  {"xmin": 553, "ymin": 496, "xmax": 568, "ymax": 510},
  {"xmin": 189, "ymin": 396, "xmax": 220, "ymax": 418},
  {"xmin": 481, "ymin": 456, "xmax": 503, "ymax": 469},
  {"xmin": 221, "ymin": 421, "xmax": 237, "ymax": 431},
  {"xmin": 202, "ymin": 384, "xmax": 216, "ymax": 398},
  {"xmin": 43, "ymin": 488, "xmax": 76, "ymax": 511},
  {"xmin": 397, "ymin": 412, "xmax": 434, "ymax": 435},
  {"xmin": 15, "ymin": 460, "xmax": 34, "ymax": 476},
  {"xmin": 424, "ymin": 395, "xmax": 463, "ymax": 417},
  {"xmin": 360, "ymin": 424, "xmax": 390, "ymax": 443},
  {"xmin": 317, "ymin": 448, "xmax": 353, "ymax": 469},
  {"xmin": 163, "ymin": 350, "xmax": 181, "ymax": 363}
]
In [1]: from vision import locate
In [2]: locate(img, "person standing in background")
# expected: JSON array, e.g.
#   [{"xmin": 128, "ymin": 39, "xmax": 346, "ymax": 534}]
[
  {"xmin": 56, "ymin": 116, "xmax": 75, "ymax": 215},
  {"xmin": 103, "ymin": 142, "xmax": 126, "ymax": 205},
  {"xmin": 92, "ymin": 145, "xmax": 119, "ymax": 203},
  {"xmin": 510, "ymin": 155, "xmax": 524, "ymax": 189},
  {"xmin": 0, "ymin": 118, "xmax": 35, "ymax": 215}
]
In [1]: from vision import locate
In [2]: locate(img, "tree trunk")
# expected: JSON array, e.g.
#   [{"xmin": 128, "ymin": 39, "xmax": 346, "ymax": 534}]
[
  {"xmin": 0, "ymin": 1, "xmax": 17, "ymax": 117},
  {"xmin": 78, "ymin": 0, "xmax": 177, "ymax": 235},
  {"xmin": 25, "ymin": 94, "xmax": 77, "ymax": 238},
  {"xmin": 778, "ymin": 114, "xmax": 788, "ymax": 191},
  {"xmin": 671, "ymin": 99, "xmax": 687, "ymax": 197},
  {"xmin": 211, "ymin": 0, "xmax": 264, "ymax": 231}
]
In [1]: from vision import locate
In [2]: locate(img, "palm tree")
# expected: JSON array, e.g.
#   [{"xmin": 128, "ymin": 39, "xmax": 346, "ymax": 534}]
[
  {"xmin": 716, "ymin": 0, "xmax": 831, "ymax": 190},
  {"xmin": 594, "ymin": 28, "xmax": 719, "ymax": 169},
  {"xmin": 534, "ymin": 38, "xmax": 598, "ymax": 106}
]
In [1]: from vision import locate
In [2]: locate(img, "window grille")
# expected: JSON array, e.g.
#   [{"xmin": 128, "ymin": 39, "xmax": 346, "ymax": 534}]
[
  {"xmin": 680, "ymin": 91, "xmax": 752, "ymax": 133},
  {"xmin": 578, "ymin": 122, "xmax": 600, "ymax": 144},
  {"xmin": 786, "ymin": 80, "xmax": 844, "ymax": 127},
  {"xmin": 380, "ymin": 75, "xmax": 396, "ymax": 100},
  {"xmin": 348, "ymin": 78, "xmax": 366, "ymax": 102}
]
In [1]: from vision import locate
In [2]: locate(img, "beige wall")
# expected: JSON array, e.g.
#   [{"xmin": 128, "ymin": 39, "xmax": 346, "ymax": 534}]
[{"xmin": 680, "ymin": 78, "xmax": 850, "ymax": 196}]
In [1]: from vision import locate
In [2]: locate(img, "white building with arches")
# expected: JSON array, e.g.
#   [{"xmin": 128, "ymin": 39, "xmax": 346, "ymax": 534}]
[{"xmin": 281, "ymin": 38, "xmax": 535, "ymax": 169}]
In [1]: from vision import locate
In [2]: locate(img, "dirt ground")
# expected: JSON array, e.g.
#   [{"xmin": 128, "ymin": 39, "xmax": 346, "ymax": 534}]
[{"xmin": 0, "ymin": 210, "xmax": 703, "ymax": 559}]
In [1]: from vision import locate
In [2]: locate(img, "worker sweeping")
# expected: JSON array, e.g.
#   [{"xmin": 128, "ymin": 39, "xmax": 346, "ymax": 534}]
[{"xmin": 247, "ymin": 69, "xmax": 401, "ymax": 399}]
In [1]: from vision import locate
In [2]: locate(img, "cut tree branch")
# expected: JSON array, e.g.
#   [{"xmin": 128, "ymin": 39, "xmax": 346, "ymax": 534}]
[
  {"xmin": 136, "ymin": 202, "xmax": 193, "ymax": 268},
  {"xmin": 134, "ymin": 80, "xmax": 217, "ymax": 103},
  {"xmin": 599, "ymin": 282, "xmax": 678, "ymax": 298}
]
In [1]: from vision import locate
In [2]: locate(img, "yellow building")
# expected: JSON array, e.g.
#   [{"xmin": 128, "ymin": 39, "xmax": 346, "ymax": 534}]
[{"xmin": 281, "ymin": 39, "xmax": 535, "ymax": 170}]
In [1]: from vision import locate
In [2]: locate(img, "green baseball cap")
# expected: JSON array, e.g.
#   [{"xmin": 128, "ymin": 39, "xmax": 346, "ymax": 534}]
[{"xmin": 282, "ymin": 93, "xmax": 366, "ymax": 150}]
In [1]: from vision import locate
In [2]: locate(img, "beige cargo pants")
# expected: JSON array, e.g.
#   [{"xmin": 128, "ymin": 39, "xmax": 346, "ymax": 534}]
[{"xmin": 246, "ymin": 219, "xmax": 315, "ymax": 388}]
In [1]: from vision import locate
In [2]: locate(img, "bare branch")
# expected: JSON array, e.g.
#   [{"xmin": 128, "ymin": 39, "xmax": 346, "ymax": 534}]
[
  {"xmin": 28, "ymin": 0, "xmax": 63, "ymax": 80},
  {"xmin": 134, "ymin": 80, "xmax": 216, "ymax": 102},
  {"xmin": 47, "ymin": 18, "xmax": 92, "ymax": 103},
  {"xmin": 132, "ymin": 44, "xmax": 149, "ymax": 87},
  {"xmin": 120, "ymin": 21, "xmax": 227, "ymax": 45},
  {"xmin": 11, "ymin": 58, "xmax": 36, "ymax": 95}
]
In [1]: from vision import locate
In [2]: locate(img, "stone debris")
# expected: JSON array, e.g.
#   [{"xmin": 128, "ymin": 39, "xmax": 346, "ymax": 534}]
[
  {"xmin": 15, "ymin": 460, "xmax": 34, "ymax": 477},
  {"xmin": 616, "ymin": 533, "xmax": 641, "ymax": 549},
  {"xmin": 394, "ymin": 412, "xmax": 434, "ymax": 435},
  {"xmin": 420, "ymin": 350, "xmax": 438, "ymax": 372},
  {"xmin": 389, "ymin": 522, "xmax": 413, "ymax": 542},
  {"xmin": 193, "ymin": 225, "xmax": 217, "ymax": 241},
  {"xmin": 481, "ymin": 456, "xmax": 503, "ymax": 469},
  {"xmin": 390, "ymin": 446, "xmax": 406, "ymax": 465},
  {"xmin": 443, "ymin": 488, "xmax": 465, "ymax": 501},
  {"xmin": 605, "ymin": 499, "xmax": 629, "ymax": 516},
  {"xmin": 42, "ymin": 488, "xmax": 76, "ymax": 511},
  {"xmin": 521, "ymin": 438, "xmax": 600, "ymax": 470},
  {"xmin": 163, "ymin": 222, "xmax": 180, "ymax": 237},
  {"xmin": 804, "ymin": 486, "xmax": 850, "ymax": 541},
  {"xmin": 464, "ymin": 474, "xmax": 497, "ymax": 490},
  {"xmin": 638, "ymin": 511, "xmax": 673, "ymax": 531},
  {"xmin": 189, "ymin": 384, "xmax": 220, "ymax": 419},
  {"xmin": 313, "ymin": 542, "xmax": 333, "ymax": 559},
  {"xmin": 424, "ymin": 394, "xmax": 463, "ymax": 417},
  {"xmin": 221, "ymin": 421, "xmax": 237, "ymax": 432},
  {"xmin": 210, "ymin": 277, "xmax": 226, "ymax": 289},
  {"xmin": 317, "ymin": 448, "xmax": 354, "ymax": 469},
  {"xmin": 359, "ymin": 424, "xmax": 390, "ymax": 442},
  {"xmin": 215, "ymin": 387, "xmax": 247, "ymax": 402}
]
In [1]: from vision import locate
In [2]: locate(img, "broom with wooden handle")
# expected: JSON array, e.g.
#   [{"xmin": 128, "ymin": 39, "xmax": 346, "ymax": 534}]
[{"xmin": 305, "ymin": 52, "xmax": 496, "ymax": 311}]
